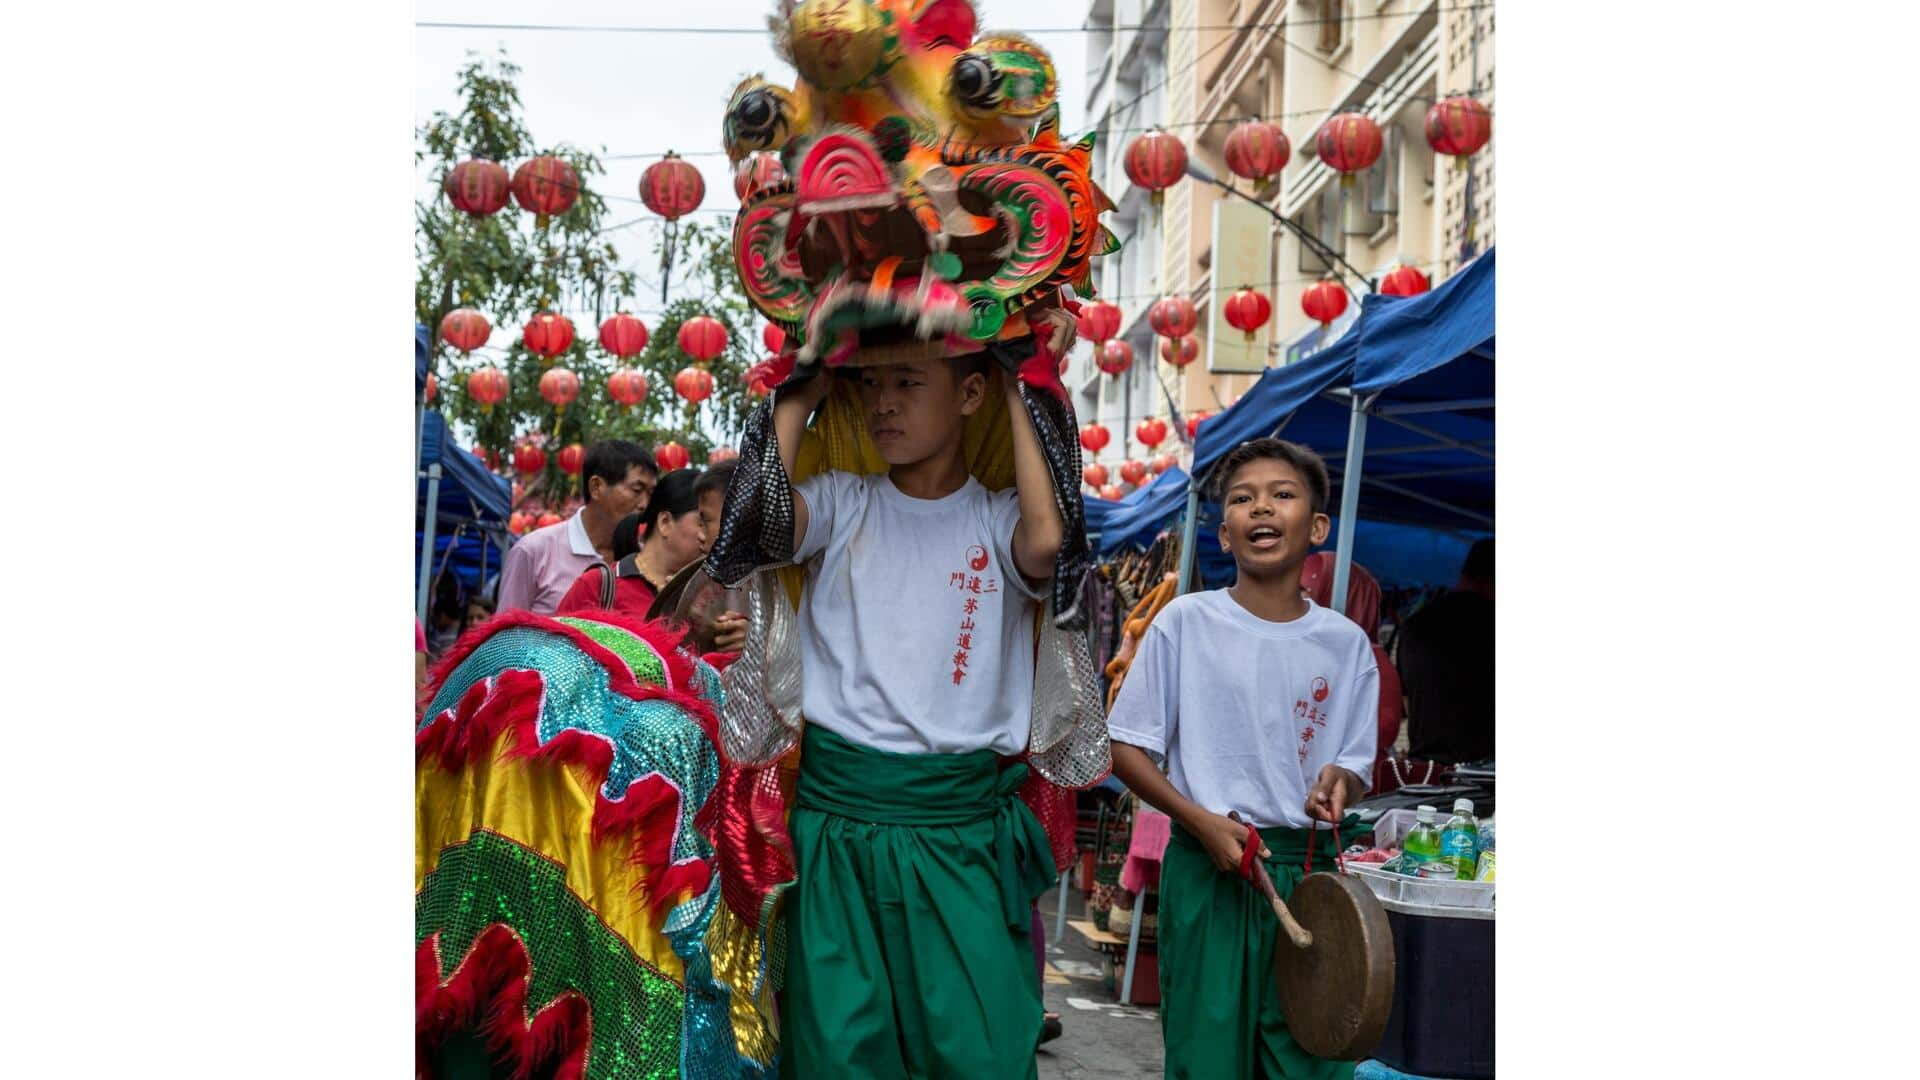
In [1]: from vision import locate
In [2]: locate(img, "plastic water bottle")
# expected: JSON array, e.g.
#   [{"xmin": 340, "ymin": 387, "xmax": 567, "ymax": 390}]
[
  {"xmin": 1400, "ymin": 806, "xmax": 1443, "ymax": 877},
  {"xmin": 1440, "ymin": 798, "xmax": 1480, "ymax": 878}
]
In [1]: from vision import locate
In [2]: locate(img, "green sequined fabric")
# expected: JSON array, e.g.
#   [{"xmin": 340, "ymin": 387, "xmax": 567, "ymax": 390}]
[{"xmin": 418, "ymin": 832, "xmax": 685, "ymax": 1078}]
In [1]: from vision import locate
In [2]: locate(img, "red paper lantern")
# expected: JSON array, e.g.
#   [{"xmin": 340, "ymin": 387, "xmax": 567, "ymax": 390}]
[
  {"xmin": 1316, "ymin": 113, "xmax": 1384, "ymax": 179},
  {"xmin": 444, "ymin": 160, "xmax": 510, "ymax": 217},
  {"xmin": 1425, "ymin": 96, "xmax": 1492, "ymax": 161},
  {"xmin": 1125, "ymin": 130, "xmax": 1188, "ymax": 199},
  {"xmin": 607, "ymin": 368, "xmax": 649, "ymax": 411},
  {"xmin": 1083, "ymin": 463, "xmax": 1109, "ymax": 488},
  {"xmin": 1079, "ymin": 423, "xmax": 1111, "ymax": 453},
  {"xmin": 1301, "ymin": 280, "xmax": 1349, "ymax": 329},
  {"xmin": 1379, "ymin": 265, "xmax": 1431, "ymax": 297},
  {"xmin": 734, "ymin": 152, "xmax": 788, "ymax": 203},
  {"xmin": 598, "ymin": 313, "xmax": 649, "ymax": 359},
  {"xmin": 538, "ymin": 366, "xmax": 581, "ymax": 411},
  {"xmin": 1076, "ymin": 300, "xmax": 1123, "ymax": 345},
  {"xmin": 640, "ymin": 152, "xmax": 706, "ymax": 222},
  {"xmin": 471, "ymin": 444, "xmax": 499, "ymax": 470},
  {"xmin": 1098, "ymin": 484, "xmax": 1123, "ymax": 501},
  {"xmin": 511, "ymin": 155, "xmax": 581, "ymax": 222},
  {"xmin": 423, "ymin": 373, "xmax": 438, "ymax": 403},
  {"xmin": 762, "ymin": 323, "xmax": 786, "ymax": 355},
  {"xmin": 1152, "ymin": 453, "xmax": 1177, "ymax": 475},
  {"xmin": 523, "ymin": 312, "xmax": 576, "ymax": 363},
  {"xmin": 1119, "ymin": 460, "xmax": 1149, "ymax": 486},
  {"xmin": 1223, "ymin": 287, "xmax": 1273, "ymax": 342},
  {"xmin": 1160, "ymin": 335, "xmax": 1199, "ymax": 369},
  {"xmin": 1136, "ymin": 417, "xmax": 1169, "ymax": 450},
  {"xmin": 439, "ymin": 308, "xmax": 491, "ymax": 354},
  {"xmin": 555, "ymin": 443, "xmax": 586, "ymax": 476},
  {"xmin": 1224, "ymin": 120, "xmax": 1290, "ymax": 184},
  {"xmin": 508, "ymin": 511, "xmax": 531, "ymax": 536},
  {"xmin": 1149, "ymin": 296, "xmax": 1198, "ymax": 340},
  {"xmin": 1096, "ymin": 339, "xmax": 1135, "ymax": 376},
  {"xmin": 1186, "ymin": 410, "xmax": 1213, "ymax": 440},
  {"xmin": 513, "ymin": 441, "xmax": 548, "ymax": 476},
  {"xmin": 536, "ymin": 511, "xmax": 564, "ymax": 530},
  {"xmin": 674, "ymin": 365, "xmax": 715, "ymax": 405},
  {"xmin": 655, "ymin": 441, "xmax": 691, "ymax": 472},
  {"xmin": 708, "ymin": 446, "xmax": 740, "ymax": 464},
  {"xmin": 677, "ymin": 315, "xmax": 728, "ymax": 363},
  {"xmin": 466, "ymin": 366, "xmax": 509, "ymax": 412}
]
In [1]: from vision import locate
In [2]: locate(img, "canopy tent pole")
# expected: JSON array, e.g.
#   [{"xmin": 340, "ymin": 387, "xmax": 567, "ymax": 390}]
[
  {"xmin": 1329, "ymin": 395, "xmax": 1371, "ymax": 610},
  {"xmin": 417, "ymin": 463, "xmax": 442, "ymax": 624},
  {"xmin": 1173, "ymin": 483, "xmax": 1201, "ymax": 595}
]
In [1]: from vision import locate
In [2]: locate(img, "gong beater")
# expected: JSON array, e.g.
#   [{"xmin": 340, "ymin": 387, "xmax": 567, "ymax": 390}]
[{"xmin": 1243, "ymin": 821, "xmax": 1396, "ymax": 1061}]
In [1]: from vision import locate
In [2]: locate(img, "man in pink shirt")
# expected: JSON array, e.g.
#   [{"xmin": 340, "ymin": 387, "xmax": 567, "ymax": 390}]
[{"xmin": 496, "ymin": 440, "xmax": 657, "ymax": 615}]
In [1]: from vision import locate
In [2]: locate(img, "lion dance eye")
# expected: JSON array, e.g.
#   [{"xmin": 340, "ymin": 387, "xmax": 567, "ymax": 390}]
[
  {"xmin": 724, "ymin": 82, "xmax": 796, "ymax": 161},
  {"xmin": 950, "ymin": 55, "xmax": 1000, "ymax": 112}
]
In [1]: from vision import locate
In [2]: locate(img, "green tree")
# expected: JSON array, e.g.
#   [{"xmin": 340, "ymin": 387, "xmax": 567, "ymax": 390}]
[{"xmin": 417, "ymin": 50, "xmax": 759, "ymax": 508}]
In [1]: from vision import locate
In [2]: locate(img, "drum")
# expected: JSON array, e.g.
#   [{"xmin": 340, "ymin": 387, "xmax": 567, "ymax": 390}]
[
  {"xmin": 1239, "ymin": 818, "xmax": 1397, "ymax": 1062},
  {"xmin": 1272, "ymin": 870, "xmax": 1397, "ymax": 1061}
]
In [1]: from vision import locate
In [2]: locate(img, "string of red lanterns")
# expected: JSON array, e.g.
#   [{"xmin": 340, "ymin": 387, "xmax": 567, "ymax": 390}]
[
  {"xmin": 511, "ymin": 155, "xmax": 581, "ymax": 227},
  {"xmin": 597, "ymin": 312, "xmax": 649, "ymax": 359},
  {"xmin": 655, "ymin": 441, "xmax": 691, "ymax": 472},
  {"xmin": 1079, "ymin": 423, "xmax": 1111, "ymax": 453},
  {"xmin": 1223, "ymin": 287, "xmax": 1272, "ymax": 342},
  {"xmin": 1083, "ymin": 463, "xmax": 1109, "ymax": 488},
  {"xmin": 1379, "ymin": 265, "xmax": 1431, "ymax": 297},
  {"xmin": 523, "ymin": 311, "xmax": 575, "ymax": 364},
  {"xmin": 1160, "ymin": 335, "xmax": 1199, "ymax": 369},
  {"xmin": 1096, "ymin": 339, "xmax": 1134, "ymax": 377},
  {"xmin": 1149, "ymin": 296, "xmax": 1197, "ymax": 341},
  {"xmin": 1301, "ymin": 280, "xmax": 1349, "ymax": 332},
  {"xmin": 1135, "ymin": 417, "xmax": 1169, "ymax": 450}
]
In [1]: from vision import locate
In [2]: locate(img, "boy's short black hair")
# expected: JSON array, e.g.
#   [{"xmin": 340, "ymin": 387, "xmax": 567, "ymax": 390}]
[
  {"xmin": 1209, "ymin": 437, "xmax": 1331, "ymax": 513},
  {"xmin": 694, "ymin": 460, "xmax": 737, "ymax": 501}
]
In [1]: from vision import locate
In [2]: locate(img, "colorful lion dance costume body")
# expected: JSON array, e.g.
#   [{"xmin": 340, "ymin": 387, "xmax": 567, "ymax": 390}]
[{"xmin": 417, "ymin": 612, "xmax": 790, "ymax": 1079}]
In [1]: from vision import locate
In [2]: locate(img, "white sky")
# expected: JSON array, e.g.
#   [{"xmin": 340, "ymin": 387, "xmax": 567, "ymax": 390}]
[{"xmin": 417, "ymin": 0, "xmax": 1094, "ymax": 323}]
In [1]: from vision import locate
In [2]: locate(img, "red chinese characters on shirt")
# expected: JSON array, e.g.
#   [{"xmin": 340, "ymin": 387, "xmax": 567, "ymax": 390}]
[
  {"xmin": 1296, "ymin": 676, "xmax": 1333, "ymax": 763},
  {"xmin": 948, "ymin": 545, "xmax": 999, "ymax": 684}
]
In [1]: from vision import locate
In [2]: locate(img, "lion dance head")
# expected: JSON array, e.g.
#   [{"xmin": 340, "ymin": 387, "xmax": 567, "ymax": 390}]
[{"xmin": 725, "ymin": 0, "xmax": 1119, "ymax": 371}]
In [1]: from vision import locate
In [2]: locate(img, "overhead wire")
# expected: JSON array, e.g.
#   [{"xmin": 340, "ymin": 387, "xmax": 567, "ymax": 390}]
[{"xmin": 413, "ymin": 5, "xmax": 1495, "ymax": 35}]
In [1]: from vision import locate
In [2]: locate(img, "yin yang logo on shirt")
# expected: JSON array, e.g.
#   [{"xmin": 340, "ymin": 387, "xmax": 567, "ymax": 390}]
[
  {"xmin": 966, "ymin": 545, "xmax": 990, "ymax": 572},
  {"xmin": 1311, "ymin": 676, "xmax": 1330, "ymax": 703}
]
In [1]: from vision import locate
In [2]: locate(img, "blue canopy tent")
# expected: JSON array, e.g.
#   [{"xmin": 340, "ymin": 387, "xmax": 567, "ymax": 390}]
[
  {"xmin": 416, "ymin": 408, "xmax": 514, "ymax": 618},
  {"xmin": 1094, "ymin": 466, "xmax": 1191, "ymax": 555},
  {"xmin": 416, "ymin": 322, "xmax": 516, "ymax": 620},
  {"xmin": 1175, "ymin": 249, "xmax": 1495, "ymax": 603}
]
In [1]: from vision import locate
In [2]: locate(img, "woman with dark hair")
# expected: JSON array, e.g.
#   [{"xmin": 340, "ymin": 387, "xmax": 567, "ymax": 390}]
[{"xmin": 557, "ymin": 468, "xmax": 707, "ymax": 619}]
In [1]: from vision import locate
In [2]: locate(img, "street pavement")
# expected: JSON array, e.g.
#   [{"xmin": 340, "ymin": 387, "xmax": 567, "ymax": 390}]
[{"xmin": 1035, "ymin": 883, "xmax": 1165, "ymax": 1079}]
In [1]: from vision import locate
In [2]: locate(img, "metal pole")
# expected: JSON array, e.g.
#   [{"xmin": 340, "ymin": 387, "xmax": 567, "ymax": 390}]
[
  {"xmin": 1173, "ymin": 483, "xmax": 1201, "ymax": 595},
  {"xmin": 1329, "ymin": 396, "xmax": 1369, "ymax": 610},
  {"xmin": 417, "ymin": 464, "xmax": 443, "ymax": 624},
  {"xmin": 1119, "ymin": 885, "xmax": 1146, "ymax": 1005},
  {"xmin": 1053, "ymin": 866, "xmax": 1071, "ymax": 943}
]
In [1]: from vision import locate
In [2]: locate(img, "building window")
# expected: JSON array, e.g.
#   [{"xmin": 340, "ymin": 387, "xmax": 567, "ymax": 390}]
[
  {"xmin": 1367, "ymin": 124, "xmax": 1400, "ymax": 216},
  {"xmin": 1318, "ymin": 0, "xmax": 1345, "ymax": 53}
]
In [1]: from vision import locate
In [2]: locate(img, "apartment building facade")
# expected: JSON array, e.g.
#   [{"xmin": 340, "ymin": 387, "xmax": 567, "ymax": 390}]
[{"xmin": 1076, "ymin": 0, "xmax": 1494, "ymax": 489}]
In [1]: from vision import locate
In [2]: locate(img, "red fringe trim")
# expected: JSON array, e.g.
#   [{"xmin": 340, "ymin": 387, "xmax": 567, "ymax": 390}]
[{"xmin": 416, "ymin": 925, "xmax": 595, "ymax": 1080}]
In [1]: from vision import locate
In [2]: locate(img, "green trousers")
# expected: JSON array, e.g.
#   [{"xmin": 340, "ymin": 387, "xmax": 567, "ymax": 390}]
[
  {"xmin": 779, "ymin": 726, "xmax": 1056, "ymax": 1080},
  {"xmin": 1159, "ymin": 823, "xmax": 1358, "ymax": 1080}
]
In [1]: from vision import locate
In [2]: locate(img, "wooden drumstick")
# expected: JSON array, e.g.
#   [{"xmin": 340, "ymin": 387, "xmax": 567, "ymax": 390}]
[{"xmin": 1231, "ymin": 813, "xmax": 1313, "ymax": 949}]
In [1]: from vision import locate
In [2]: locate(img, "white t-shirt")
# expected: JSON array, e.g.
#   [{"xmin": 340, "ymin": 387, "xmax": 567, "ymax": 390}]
[
  {"xmin": 791, "ymin": 471, "xmax": 1044, "ymax": 755},
  {"xmin": 1106, "ymin": 590, "xmax": 1379, "ymax": 829}
]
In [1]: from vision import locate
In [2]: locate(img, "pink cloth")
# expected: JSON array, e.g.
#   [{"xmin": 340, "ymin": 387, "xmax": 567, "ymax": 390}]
[
  {"xmin": 1120, "ymin": 806, "xmax": 1172, "ymax": 893},
  {"xmin": 415, "ymin": 619, "xmax": 427, "ymax": 654},
  {"xmin": 496, "ymin": 511, "xmax": 600, "ymax": 615}
]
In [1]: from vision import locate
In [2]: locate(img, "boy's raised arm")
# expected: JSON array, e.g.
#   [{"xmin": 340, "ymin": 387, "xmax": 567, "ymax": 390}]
[
  {"xmin": 774, "ymin": 371, "xmax": 834, "ymax": 553},
  {"xmin": 1004, "ymin": 379, "xmax": 1064, "ymax": 582}
]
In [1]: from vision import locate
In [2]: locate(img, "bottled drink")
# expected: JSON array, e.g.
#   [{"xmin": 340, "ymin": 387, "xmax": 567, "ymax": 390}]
[
  {"xmin": 1400, "ymin": 806, "xmax": 1443, "ymax": 877},
  {"xmin": 1440, "ymin": 798, "xmax": 1480, "ymax": 878}
]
